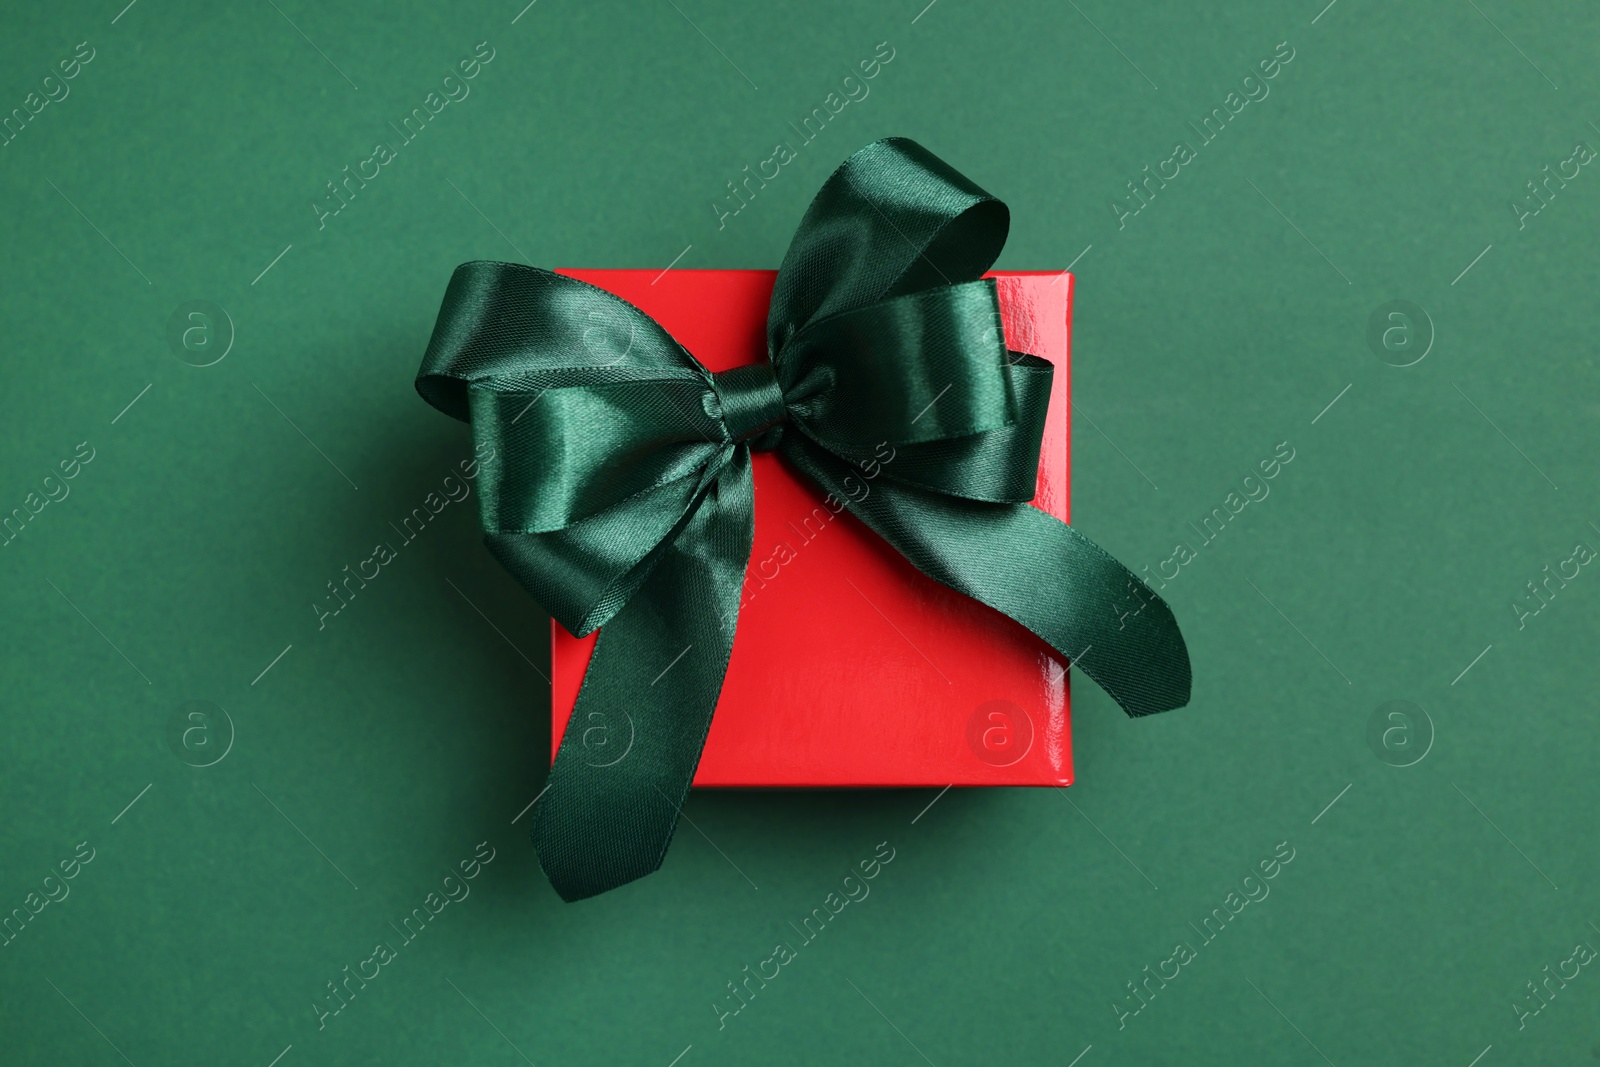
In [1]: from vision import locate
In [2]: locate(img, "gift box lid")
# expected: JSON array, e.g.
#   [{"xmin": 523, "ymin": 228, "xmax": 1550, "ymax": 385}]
[{"xmin": 550, "ymin": 268, "xmax": 1073, "ymax": 787}]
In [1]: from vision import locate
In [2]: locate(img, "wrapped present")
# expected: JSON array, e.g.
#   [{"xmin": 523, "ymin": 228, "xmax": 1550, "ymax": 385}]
[
  {"xmin": 551, "ymin": 267, "xmax": 1076, "ymax": 788},
  {"xmin": 417, "ymin": 138, "xmax": 1190, "ymax": 900}
]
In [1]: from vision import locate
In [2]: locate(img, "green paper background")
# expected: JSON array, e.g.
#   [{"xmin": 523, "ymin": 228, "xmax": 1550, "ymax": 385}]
[{"xmin": 3, "ymin": 0, "xmax": 1597, "ymax": 1063}]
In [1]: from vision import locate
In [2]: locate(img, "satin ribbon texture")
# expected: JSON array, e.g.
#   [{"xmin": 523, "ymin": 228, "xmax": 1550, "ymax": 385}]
[{"xmin": 416, "ymin": 137, "xmax": 1191, "ymax": 901}]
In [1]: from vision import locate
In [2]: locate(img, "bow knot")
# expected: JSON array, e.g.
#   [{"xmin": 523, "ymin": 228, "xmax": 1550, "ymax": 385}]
[{"xmin": 712, "ymin": 362, "xmax": 788, "ymax": 450}]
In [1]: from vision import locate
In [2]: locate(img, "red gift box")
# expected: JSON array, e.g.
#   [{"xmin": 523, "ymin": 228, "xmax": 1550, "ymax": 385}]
[{"xmin": 551, "ymin": 268, "xmax": 1074, "ymax": 787}]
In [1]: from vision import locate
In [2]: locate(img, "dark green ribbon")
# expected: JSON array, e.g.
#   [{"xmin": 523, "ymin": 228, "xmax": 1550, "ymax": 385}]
[{"xmin": 416, "ymin": 138, "xmax": 1190, "ymax": 902}]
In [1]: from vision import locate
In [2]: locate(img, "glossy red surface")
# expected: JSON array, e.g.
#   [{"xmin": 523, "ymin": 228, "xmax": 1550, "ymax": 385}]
[{"xmin": 551, "ymin": 269, "xmax": 1073, "ymax": 786}]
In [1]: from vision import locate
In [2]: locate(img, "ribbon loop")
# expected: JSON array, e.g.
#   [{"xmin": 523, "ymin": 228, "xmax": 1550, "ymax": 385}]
[
  {"xmin": 782, "ymin": 280, "xmax": 1015, "ymax": 451},
  {"xmin": 416, "ymin": 137, "xmax": 1192, "ymax": 903},
  {"xmin": 767, "ymin": 138, "xmax": 1010, "ymax": 359}
]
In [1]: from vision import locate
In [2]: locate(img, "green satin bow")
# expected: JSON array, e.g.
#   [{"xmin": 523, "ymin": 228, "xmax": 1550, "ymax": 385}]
[{"xmin": 416, "ymin": 138, "xmax": 1190, "ymax": 902}]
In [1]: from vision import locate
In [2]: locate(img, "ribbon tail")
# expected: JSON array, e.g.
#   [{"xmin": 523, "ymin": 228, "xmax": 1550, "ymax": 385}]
[
  {"xmin": 530, "ymin": 450, "xmax": 754, "ymax": 901},
  {"xmin": 783, "ymin": 440, "xmax": 1191, "ymax": 717}
]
